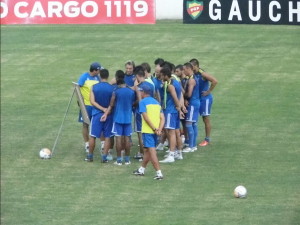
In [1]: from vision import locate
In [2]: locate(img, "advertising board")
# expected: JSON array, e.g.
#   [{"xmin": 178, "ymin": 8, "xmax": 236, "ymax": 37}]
[
  {"xmin": 183, "ymin": 0, "xmax": 300, "ymax": 25},
  {"xmin": 1, "ymin": 0, "xmax": 155, "ymax": 24}
]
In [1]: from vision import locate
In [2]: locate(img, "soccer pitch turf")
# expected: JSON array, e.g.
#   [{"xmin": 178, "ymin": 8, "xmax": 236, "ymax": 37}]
[{"xmin": 1, "ymin": 21, "xmax": 300, "ymax": 225}]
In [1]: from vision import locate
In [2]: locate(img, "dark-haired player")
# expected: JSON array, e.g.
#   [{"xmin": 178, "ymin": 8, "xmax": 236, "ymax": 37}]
[
  {"xmin": 85, "ymin": 69, "xmax": 114, "ymax": 162},
  {"xmin": 77, "ymin": 62, "xmax": 102, "ymax": 152},
  {"xmin": 182, "ymin": 62, "xmax": 200, "ymax": 153},
  {"xmin": 159, "ymin": 68, "xmax": 184, "ymax": 163},
  {"xmin": 189, "ymin": 59, "xmax": 218, "ymax": 147},
  {"xmin": 101, "ymin": 71, "xmax": 135, "ymax": 165},
  {"xmin": 133, "ymin": 85, "xmax": 165, "ymax": 180}
]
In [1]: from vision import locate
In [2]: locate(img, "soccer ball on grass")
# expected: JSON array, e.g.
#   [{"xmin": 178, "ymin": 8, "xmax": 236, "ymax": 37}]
[
  {"xmin": 234, "ymin": 185, "xmax": 247, "ymax": 198},
  {"xmin": 39, "ymin": 148, "xmax": 52, "ymax": 159}
]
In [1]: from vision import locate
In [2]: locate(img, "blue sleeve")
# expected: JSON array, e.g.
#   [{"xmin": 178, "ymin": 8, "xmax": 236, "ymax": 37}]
[
  {"xmin": 139, "ymin": 100, "xmax": 146, "ymax": 113},
  {"xmin": 78, "ymin": 73, "xmax": 86, "ymax": 87}
]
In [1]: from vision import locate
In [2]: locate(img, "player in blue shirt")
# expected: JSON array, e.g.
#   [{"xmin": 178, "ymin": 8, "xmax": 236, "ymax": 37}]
[
  {"xmin": 153, "ymin": 58, "xmax": 165, "ymax": 78},
  {"xmin": 101, "ymin": 71, "xmax": 135, "ymax": 165},
  {"xmin": 153, "ymin": 75, "xmax": 164, "ymax": 106},
  {"xmin": 109, "ymin": 60, "xmax": 136, "ymax": 88},
  {"xmin": 190, "ymin": 59, "xmax": 218, "ymax": 147},
  {"xmin": 124, "ymin": 60, "xmax": 136, "ymax": 87},
  {"xmin": 159, "ymin": 68, "xmax": 184, "ymax": 163},
  {"xmin": 175, "ymin": 64, "xmax": 189, "ymax": 146},
  {"xmin": 133, "ymin": 67, "xmax": 155, "ymax": 160},
  {"xmin": 85, "ymin": 69, "xmax": 114, "ymax": 162},
  {"xmin": 182, "ymin": 62, "xmax": 200, "ymax": 153},
  {"xmin": 77, "ymin": 62, "xmax": 102, "ymax": 152}
]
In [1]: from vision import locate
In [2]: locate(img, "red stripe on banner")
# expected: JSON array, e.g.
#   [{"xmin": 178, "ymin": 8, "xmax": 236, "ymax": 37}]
[{"xmin": 0, "ymin": 0, "xmax": 155, "ymax": 24}]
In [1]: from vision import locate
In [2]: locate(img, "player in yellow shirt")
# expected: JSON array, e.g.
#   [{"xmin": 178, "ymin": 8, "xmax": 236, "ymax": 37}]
[
  {"xmin": 77, "ymin": 62, "xmax": 102, "ymax": 152},
  {"xmin": 133, "ymin": 85, "xmax": 165, "ymax": 180}
]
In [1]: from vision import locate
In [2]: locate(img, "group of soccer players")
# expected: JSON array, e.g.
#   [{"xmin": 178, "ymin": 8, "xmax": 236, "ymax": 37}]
[{"xmin": 77, "ymin": 58, "xmax": 217, "ymax": 180}]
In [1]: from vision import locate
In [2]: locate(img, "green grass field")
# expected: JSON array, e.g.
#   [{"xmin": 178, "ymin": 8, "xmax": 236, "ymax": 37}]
[{"xmin": 1, "ymin": 21, "xmax": 300, "ymax": 225}]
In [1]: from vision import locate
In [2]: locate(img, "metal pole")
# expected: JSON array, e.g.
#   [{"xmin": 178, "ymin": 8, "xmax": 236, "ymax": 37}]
[{"xmin": 51, "ymin": 87, "xmax": 76, "ymax": 156}]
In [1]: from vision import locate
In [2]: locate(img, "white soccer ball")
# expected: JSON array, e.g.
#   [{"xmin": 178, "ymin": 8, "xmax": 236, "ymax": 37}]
[
  {"xmin": 39, "ymin": 148, "xmax": 52, "ymax": 159},
  {"xmin": 234, "ymin": 185, "xmax": 247, "ymax": 198}
]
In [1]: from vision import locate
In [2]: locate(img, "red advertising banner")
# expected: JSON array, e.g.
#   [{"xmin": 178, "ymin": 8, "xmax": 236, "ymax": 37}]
[{"xmin": 0, "ymin": 0, "xmax": 155, "ymax": 24}]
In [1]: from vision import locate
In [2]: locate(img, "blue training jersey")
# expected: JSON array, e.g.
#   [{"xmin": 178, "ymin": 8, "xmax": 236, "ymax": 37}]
[
  {"xmin": 164, "ymin": 79, "xmax": 182, "ymax": 113},
  {"xmin": 113, "ymin": 86, "xmax": 135, "ymax": 124},
  {"xmin": 153, "ymin": 77, "xmax": 164, "ymax": 106},
  {"xmin": 198, "ymin": 73, "xmax": 213, "ymax": 100},
  {"xmin": 181, "ymin": 78, "xmax": 188, "ymax": 91},
  {"xmin": 124, "ymin": 74, "xmax": 135, "ymax": 87},
  {"xmin": 92, "ymin": 82, "xmax": 114, "ymax": 116},
  {"xmin": 151, "ymin": 76, "xmax": 158, "ymax": 92},
  {"xmin": 186, "ymin": 75, "xmax": 200, "ymax": 107},
  {"xmin": 195, "ymin": 69, "xmax": 213, "ymax": 100}
]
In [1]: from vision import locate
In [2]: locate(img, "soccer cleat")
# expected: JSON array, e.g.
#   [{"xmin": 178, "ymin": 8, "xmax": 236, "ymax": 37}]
[
  {"xmin": 107, "ymin": 154, "xmax": 113, "ymax": 161},
  {"xmin": 174, "ymin": 153, "xmax": 183, "ymax": 160},
  {"xmin": 199, "ymin": 140, "xmax": 209, "ymax": 147},
  {"xmin": 156, "ymin": 143, "xmax": 164, "ymax": 151},
  {"xmin": 183, "ymin": 143, "xmax": 189, "ymax": 148},
  {"xmin": 153, "ymin": 175, "xmax": 163, "ymax": 180},
  {"xmin": 182, "ymin": 147, "xmax": 194, "ymax": 153},
  {"xmin": 133, "ymin": 169, "xmax": 144, "ymax": 176},
  {"xmin": 114, "ymin": 161, "xmax": 122, "ymax": 166},
  {"xmin": 102, "ymin": 160, "xmax": 108, "ymax": 163},
  {"xmin": 125, "ymin": 161, "xmax": 131, "ymax": 165},
  {"xmin": 159, "ymin": 155, "xmax": 175, "ymax": 163},
  {"xmin": 133, "ymin": 153, "xmax": 143, "ymax": 159},
  {"xmin": 192, "ymin": 147, "xmax": 198, "ymax": 151},
  {"xmin": 84, "ymin": 157, "xmax": 93, "ymax": 162}
]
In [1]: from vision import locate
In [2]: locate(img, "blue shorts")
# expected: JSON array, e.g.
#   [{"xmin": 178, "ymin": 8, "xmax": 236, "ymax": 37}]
[
  {"xmin": 164, "ymin": 112, "xmax": 180, "ymax": 130},
  {"xmin": 186, "ymin": 105, "xmax": 200, "ymax": 122},
  {"xmin": 200, "ymin": 97, "xmax": 213, "ymax": 116},
  {"xmin": 78, "ymin": 105, "xmax": 93, "ymax": 123},
  {"xmin": 112, "ymin": 122, "xmax": 132, "ymax": 137},
  {"xmin": 142, "ymin": 133, "xmax": 158, "ymax": 148},
  {"xmin": 89, "ymin": 113, "xmax": 113, "ymax": 138},
  {"xmin": 134, "ymin": 112, "xmax": 142, "ymax": 133}
]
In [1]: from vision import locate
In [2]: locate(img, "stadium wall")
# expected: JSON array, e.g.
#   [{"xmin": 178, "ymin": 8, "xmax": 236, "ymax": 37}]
[{"xmin": 156, "ymin": 0, "xmax": 183, "ymax": 20}]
